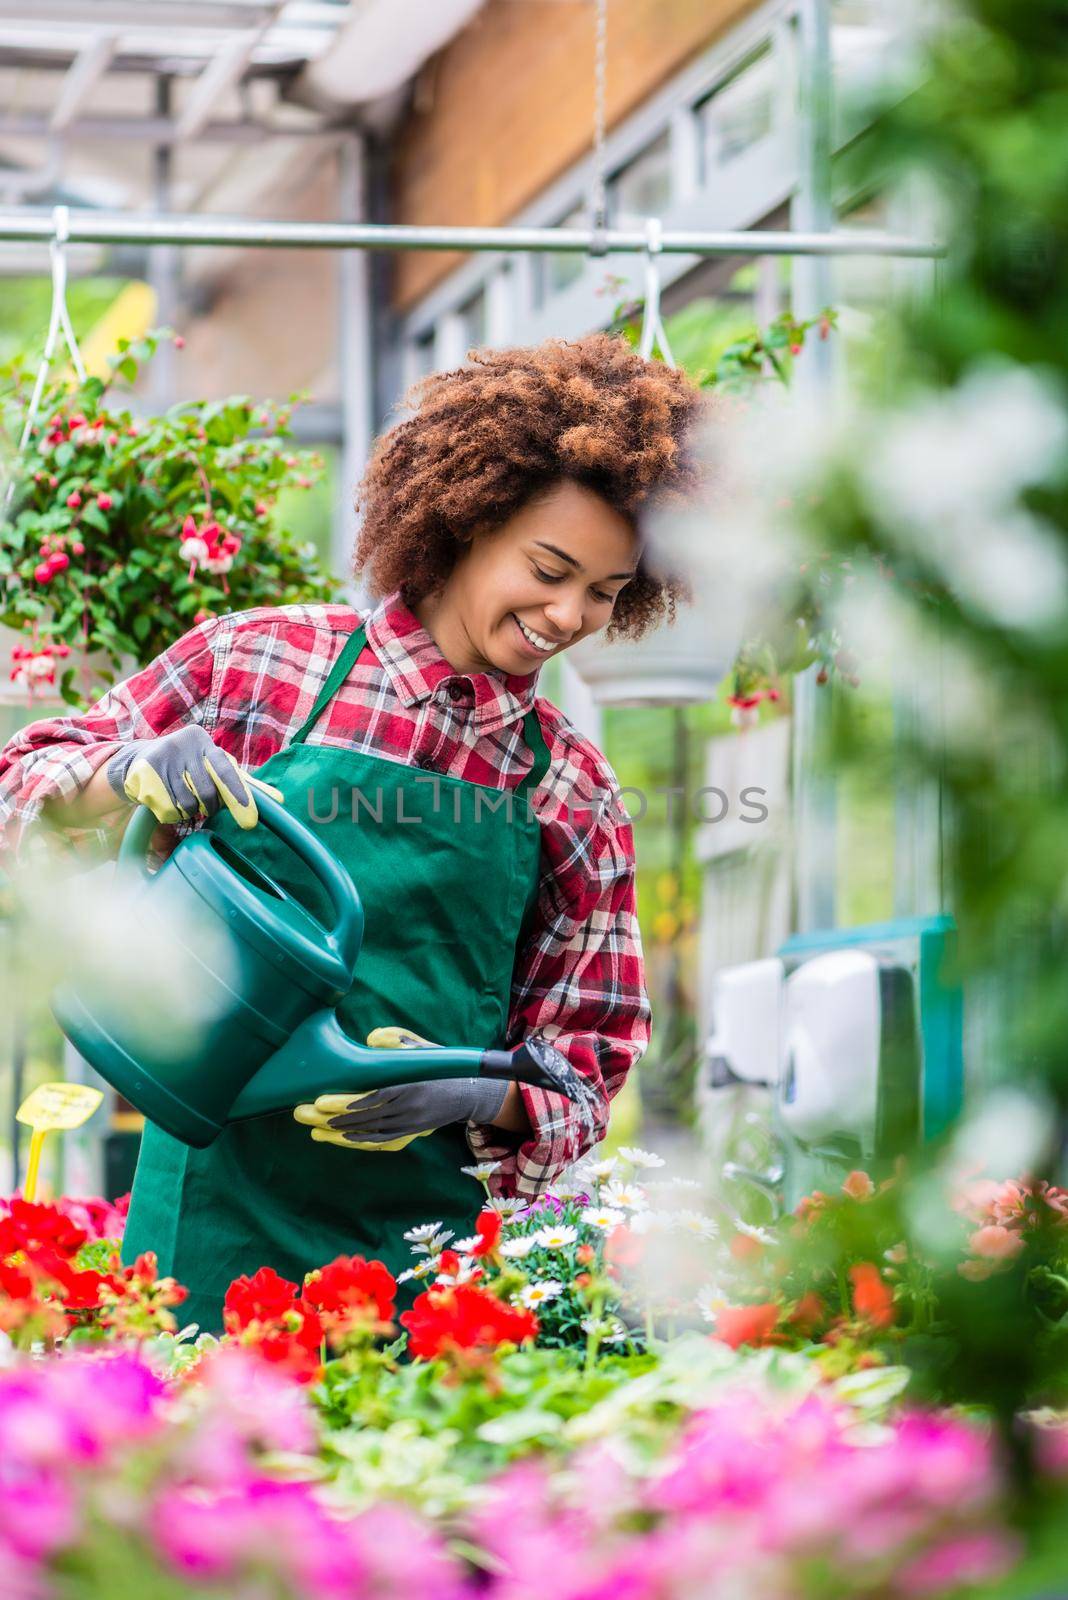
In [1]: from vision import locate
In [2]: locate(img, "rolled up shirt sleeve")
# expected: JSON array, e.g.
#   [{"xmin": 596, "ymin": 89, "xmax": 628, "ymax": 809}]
[
  {"xmin": 466, "ymin": 789, "xmax": 651, "ymax": 1199},
  {"xmin": 0, "ymin": 616, "xmax": 220, "ymax": 862}
]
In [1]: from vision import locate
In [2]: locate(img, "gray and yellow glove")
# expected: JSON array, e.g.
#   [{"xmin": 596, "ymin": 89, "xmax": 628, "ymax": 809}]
[
  {"xmin": 106, "ymin": 725, "xmax": 282, "ymax": 829},
  {"xmin": 293, "ymin": 1026, "xmax": 508, "ymax": 1152}
]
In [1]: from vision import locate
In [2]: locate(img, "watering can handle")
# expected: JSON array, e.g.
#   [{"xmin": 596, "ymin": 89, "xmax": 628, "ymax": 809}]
[{"xmin": 117, "ymin": 790, "xmax": 363, "ymax": 973}]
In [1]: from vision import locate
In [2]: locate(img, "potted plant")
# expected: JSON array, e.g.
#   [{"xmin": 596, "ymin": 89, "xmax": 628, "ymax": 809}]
[
  {"xmin": 567, "ymin": 306, "xmax": 838, "ymax": 707},
  {"xmin": 0, "ymin": 331, "xmax": 342, "ymax": 707}
]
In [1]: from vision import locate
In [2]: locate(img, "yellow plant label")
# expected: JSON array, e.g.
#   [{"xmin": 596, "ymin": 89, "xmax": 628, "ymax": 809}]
[{"xmin": 16, "ymin": 1082, "xmax": 103, "ymax": 1133}]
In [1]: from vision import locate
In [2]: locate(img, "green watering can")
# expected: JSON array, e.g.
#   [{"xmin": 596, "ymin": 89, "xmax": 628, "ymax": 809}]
[{"xmin": 50, "ymin": 794, "xmax": 586, "ymax": 1149}]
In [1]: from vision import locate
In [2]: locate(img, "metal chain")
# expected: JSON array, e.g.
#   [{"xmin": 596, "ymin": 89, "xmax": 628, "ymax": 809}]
[{"xmin": 588, "ymin": 0, "xmax": 608, "ymax": 255}]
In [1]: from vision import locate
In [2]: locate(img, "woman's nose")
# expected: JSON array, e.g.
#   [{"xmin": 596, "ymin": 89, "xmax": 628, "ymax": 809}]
[{"xmin": 544, "ymin": 592, "xmax": 584, "ymax": 638}]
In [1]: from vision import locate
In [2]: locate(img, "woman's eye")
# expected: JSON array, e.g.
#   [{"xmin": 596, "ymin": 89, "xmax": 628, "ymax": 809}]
[{"xmin": 532, "ymin": 565, "xmax": 614, "ymax": 605}]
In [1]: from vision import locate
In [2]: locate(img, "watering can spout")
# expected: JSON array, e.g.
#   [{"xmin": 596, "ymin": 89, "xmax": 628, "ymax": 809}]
[{"xmin": 228, "ymin": 1012, "xmax": 585, "ymax": 1123}]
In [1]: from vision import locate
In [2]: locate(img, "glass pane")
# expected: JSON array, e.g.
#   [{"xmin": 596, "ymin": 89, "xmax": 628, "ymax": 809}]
[
  {"xmin": 696, "ymin": 46, "xmax": 775, "ymax": 179},
  {"xmin": 608, "ymin": 131, "xmax": 672, "ymax": 227},
  {"xmin": 531, "ymin": 203, "xmax": 587, "ymax": 309},
  {"xmin": 457, "ymin": 288, "xmax": 487, "ymax": 353}
]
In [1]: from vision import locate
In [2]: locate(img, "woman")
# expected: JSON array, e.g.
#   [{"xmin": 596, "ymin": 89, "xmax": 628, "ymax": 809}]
[{"xmin": 0, "ymin": 333, "xmax": 703, "ymax": 1331}]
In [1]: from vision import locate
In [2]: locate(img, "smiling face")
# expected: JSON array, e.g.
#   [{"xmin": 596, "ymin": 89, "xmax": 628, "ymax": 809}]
[{"xmin": 413, "ymin": 479, "xmax": 640, "ymax": 676}]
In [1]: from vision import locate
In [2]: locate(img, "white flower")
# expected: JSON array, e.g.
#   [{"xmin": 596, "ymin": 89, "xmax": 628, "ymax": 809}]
[
  {"xmin": 179, "ymin": 534, "xmax": 209, "ymax": 565},
  {"xmin": 408, "ymin": 1228, "xmax": 455, "ymax": 1256},
  {"xmin": 628, "ymin": 1210, "xmax": 668, "ymax": 1236},
  {"xmin": 580, "ymin": 1206, "xmax": 625, "ymax": 1230},
  {"xmin": 533, "ymin": 1224, "xmax": 578, "ymax": 1250},
  {"xmin": 733, "ymin": 1218, "xmax": 775, "ymax": 1245},
  {"xmin": 618, "ymin": 1147, "xmax": 665, "ymax": 1170},
  {"xmin": 516, "ymin": 1279, "xmax": 564, "ymax": 1309},
  {"xmin": 670, "ymin": 1210, "xmax": 718, "ymax": 1240},
  {"xmin": 599, "ymin": 1180, "xmax": 647, "ymax": 1211},
  {"xmin": 396, "ymin": 1259, "xmax": 436, "ymax": 1284},
  {"xmin": 695, "ymin": 1283, "xmax": 729, "ymax": 1324},
  {"xmin": 485, "ymin": 1197, "xmax": 525, "ymax": 1221},
  {"xmin": 547, "ymin": 1179, "xmax": 587, "ymax": 1200},
  {"xmin": 461, "ymin": 1161, "xmax": 502, "ymax": 1182},
  {"xmin": 435, "ymin": 1256, "xmax": 482, "ymax": 1287},
  {"xmin": 453, "ymin": 1236, "xmax": 481, "ymax": 1254},
  {"xmin": 403, "ymin": 1222, "xmax": 444, "ymax": 1244},
  {"xmin": 499, "ymin": 1237, "xmax": 538, "ymax": 1259},
  {"xmin": 580, "ymin": 1315, "xmax": 628, "ymax": 1344},
  {"xmin": 583, "ymin": 1156, "xmax": 619, "ymax": 1180}
]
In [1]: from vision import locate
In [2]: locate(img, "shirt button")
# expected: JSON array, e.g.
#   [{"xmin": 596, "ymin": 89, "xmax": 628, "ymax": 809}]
[
  {"xmin": 447, "ymin": 682, "xmax": 467, "ymax": 702},
  {"xmin": 415, "ymin": 751, "xmax": 434, "ymax": 769}
]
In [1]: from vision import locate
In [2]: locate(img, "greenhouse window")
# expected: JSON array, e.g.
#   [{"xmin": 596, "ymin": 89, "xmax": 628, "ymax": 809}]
[{"xmin": 695, "ymin": 45, "xmax": 775, "ymax": 179}]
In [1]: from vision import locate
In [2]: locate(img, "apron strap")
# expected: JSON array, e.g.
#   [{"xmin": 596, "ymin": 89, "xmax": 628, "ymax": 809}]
[
  {"xmin": 290, "ymin": 617, "xmax": 552, "ymax": 797},
  {"xmin": 290, "ymin": 622, "xmax": 368, "ymax": 747}
]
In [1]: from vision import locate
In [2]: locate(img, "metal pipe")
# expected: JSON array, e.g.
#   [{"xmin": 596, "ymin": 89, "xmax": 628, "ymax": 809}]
[{"xmin": 0, "ymin": 210, "xmax": 944, "ymax": 258}]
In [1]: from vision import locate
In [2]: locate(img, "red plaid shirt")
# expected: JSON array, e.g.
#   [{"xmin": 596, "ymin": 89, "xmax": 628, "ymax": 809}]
[{"xmin": 0, "ymin": 592, "xmax": 650, "ymax": 1197}]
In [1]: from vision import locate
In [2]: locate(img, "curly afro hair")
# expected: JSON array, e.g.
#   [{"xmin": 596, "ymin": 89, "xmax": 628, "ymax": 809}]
[{"xmin": 353, "ymin": 333, "xmax": 707, "ymax": 641}]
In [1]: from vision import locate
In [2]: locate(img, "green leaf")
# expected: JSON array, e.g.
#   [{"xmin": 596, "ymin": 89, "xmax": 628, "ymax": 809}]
[
  {"xmin": 117, "ymin": 357, "xmax": 138, "ymax": 384},
  {"xmin": 132, "ymin": 613, "xmax": 152, "ymax": 643}
]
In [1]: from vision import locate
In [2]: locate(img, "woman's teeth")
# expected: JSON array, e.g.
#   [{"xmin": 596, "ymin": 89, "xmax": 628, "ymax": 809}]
[{"xmin": 514, "ymin": 615, "xmax": 555, "ymax": 652}]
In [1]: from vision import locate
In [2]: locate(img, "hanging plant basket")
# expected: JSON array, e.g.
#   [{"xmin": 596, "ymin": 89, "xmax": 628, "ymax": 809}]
[
  {"xmin": 0, "ymin": 331, "xmax": 342, "ymax": 709},
  {"xmin": 567, "ymin": 593, "xmax": 746, "ymax": 707}
]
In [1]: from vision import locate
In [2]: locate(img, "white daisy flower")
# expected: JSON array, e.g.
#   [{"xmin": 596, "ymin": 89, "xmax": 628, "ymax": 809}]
[
  {"xmin": 618, "ymin": 1147, "xmax": 666, "ymax": 1170},
  {"xmin": 585, "ymin": 1156, "xmax": 619, "ymax": 1180},
  {"xmin": 628, "ymin": 1210, "xmax": 668, "ymax": 1236},
  {"xmin": 403, "ymin": 1222, "xmax": 444, "ymax": 1244},
  {"xmin": 580, "ymin": 1315, "xmax": 628, "ymax": 1344},
  {"xmin": 580, "ymin": 1206, "xmax": 625, "ymax": 1230},
  {"xmin": 396, "ymin": 1258, "xmax": 437, "ymax": 1284},
  {"xmin": 548, "ymin": 1180, "xmax": 587, "ymax": 1201},
  {"xmin": 452, "ymin": 1236, "xmax": 481, "ymax": 1253},
  {"xmin": 460, "ymin": 1161, "xmax": 502, "ymax": 1182},
  {"xmin": 515, "ymin": 1279, "xmax": 564, "ymax": 1309},
  {"xmin": 412, "ymin": 1229, "xmax": 455, "ymax": 1256},
  {"xmin": 533, "ymin": 1224, "xmax": 578, "ymax": 1250},
  {"xmin": 485, "ymin": 1197, "xmax": 525, "ymax": 1221},
  {"xmin": 733, "ymin": 1218, "xmax": 775, "ymax": 1245},
  {"xmin": 498, "ymin": 1237, "xmax": 538, "ymax": 1259},
  {"xmin": 599, "ymin": 1180, "xmax": 647, "ymax": 1211},
  {"xmin": 435, "ymin": 1257, "xmax": 482, "ymax": 1287},
  {"xmin": 696, "ymin": 1283, "xmax": 729, "ymax": 1324},
  {"xmin": 670, "ymin": 1210, "xmax": 718, "ymax": 1240}
]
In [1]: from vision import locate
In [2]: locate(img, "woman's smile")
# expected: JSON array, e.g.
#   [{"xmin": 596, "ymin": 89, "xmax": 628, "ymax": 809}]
[{"xmin": 510, "ymin": 613, "xmax": 565, "ymax": 657}]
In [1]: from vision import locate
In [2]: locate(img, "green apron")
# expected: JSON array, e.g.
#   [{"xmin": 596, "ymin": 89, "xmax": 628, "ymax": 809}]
[{"xmin": 122, "ymin": 620, "xmax": 551, "ymax": 1333}]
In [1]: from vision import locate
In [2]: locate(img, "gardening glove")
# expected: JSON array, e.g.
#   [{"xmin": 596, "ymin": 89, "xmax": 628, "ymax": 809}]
[
  {"xmin": 292, "ymin": 1025, "xmax": 508, "ymax": 1151},
  {"xmin": 106, "ymin": 725, "xmax": 283, "ymax": 830}
]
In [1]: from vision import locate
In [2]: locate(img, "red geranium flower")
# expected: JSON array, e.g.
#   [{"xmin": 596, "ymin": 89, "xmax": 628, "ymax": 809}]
[
  {"xmin": 850, "ymin": 1262, "xmax": 895, "ymax": 1329},
  {"xmin": 400, "ymin": 1282, "xmax": 538, "ymax": 1366},
  {"xmin": 711, "ymin": 1301, "xmax": 782, "ymax": 1350},
  {"xmin": 0, "ymin": 1198, "xmax": 87, "ymax": 1262},
  {"xmin": 471, "ymin": 1209, "xmax": 502, "ymax": 1257},
  {"xmin": 302, "ymin": 1254, "xmax": 396, "ymax": 1344},
  {"xmin": 224, "ymin": 1266, "xmax": 302, "ymax": 1330},
  {"xmin": 223, "ymin": 1266, "xmax": 323, "ymax": 1382}
]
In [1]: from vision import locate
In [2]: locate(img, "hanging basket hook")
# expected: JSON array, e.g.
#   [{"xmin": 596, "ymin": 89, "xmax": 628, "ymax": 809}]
[
  {"xmin": 2, "ymin": 206, "xmax": 89, "ymax": 516},
  {"xmin": 638, "ymin": 216, "xmax": 676, "ymax": 368}
]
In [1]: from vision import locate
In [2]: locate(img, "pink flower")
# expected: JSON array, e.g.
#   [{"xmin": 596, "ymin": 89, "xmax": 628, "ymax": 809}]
[
  {"xmin": 65, "ymin": 490, "xmax": 81, "ymax": 509},
  {"xmin": 968, "ymin": 1224, "xmax": 1024, "ymax": 1261},
  {"xmin": 842, "ymin": 1169, "xmax": 874, "ymax": 1200},
  {"xmin": 96, "ymin": 493, "xmax": 112, "ymax": 512},
  {"xmin": 896, "ymin": 1531, "xmax": 1020, "ymax": 1594}
]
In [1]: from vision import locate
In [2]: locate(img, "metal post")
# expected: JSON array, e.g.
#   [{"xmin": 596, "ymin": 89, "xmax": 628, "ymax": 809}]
[
  {"xmin": 790, "ymin": 0, "xmax": 837, "ymax": 933},
  {"xmin": 148, "ymin": 75, "xmax": 178, "ymax": 409},
  {"xmin": 336, "ymin": 133, "xmax": 373, "ymax": 597}
]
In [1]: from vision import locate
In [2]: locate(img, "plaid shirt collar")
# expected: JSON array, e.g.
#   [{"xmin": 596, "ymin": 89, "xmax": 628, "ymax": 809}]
[{"xmin": 365, "ymin": 589, "xmax": 542, "ymax": 736}]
